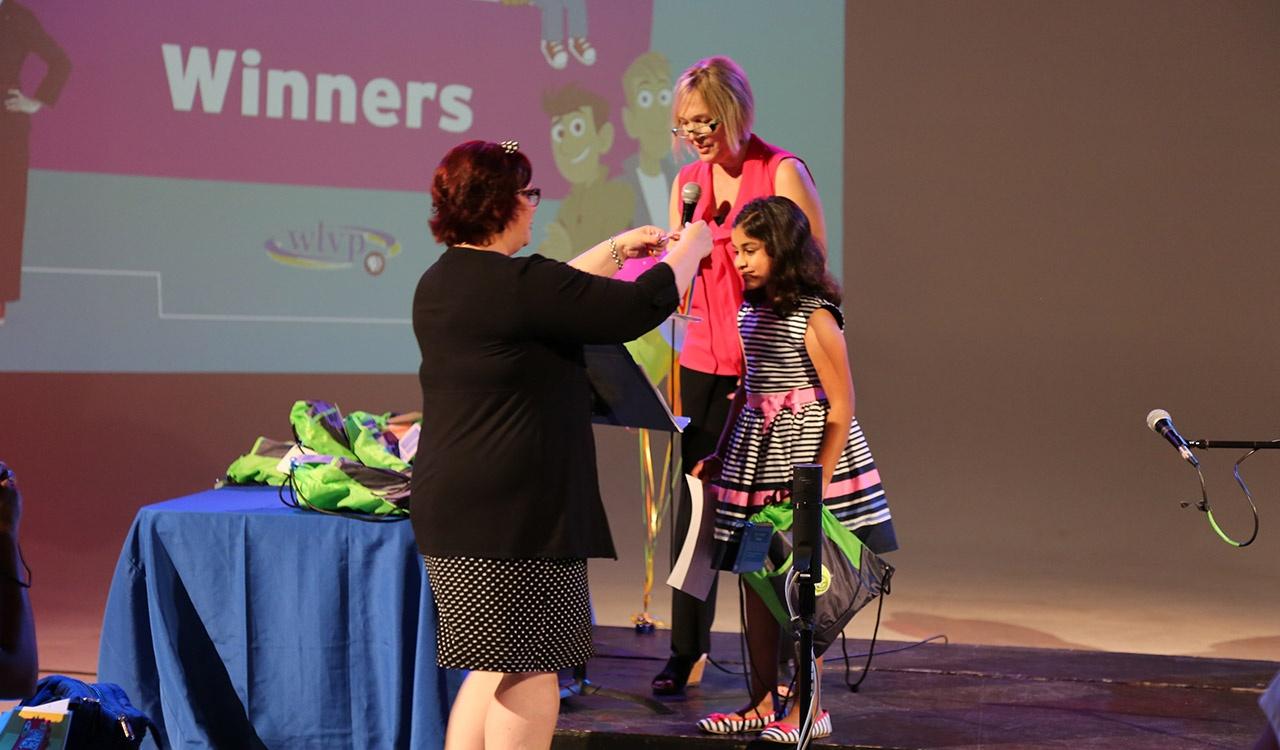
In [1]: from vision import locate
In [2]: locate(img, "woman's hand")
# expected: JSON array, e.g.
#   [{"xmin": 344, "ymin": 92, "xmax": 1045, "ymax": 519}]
[
  {"xmin": 676, "ymin": 220, "xmax": 713, "ymax": 260},
  {"xmin": 612, "ymin": 225, "xmax": 669, "ymax": 259},
  {"xmin": 568, "ymin": 226, "xmax": 665, "ymax": 275},
  {"xmin": 4, "ymin": 91, "xmax": 42, "ymax": 115},
  {"xmin": 658, "ymin": 220, "xmax": 712, "ymax": 297},
  {"xmin": 690, "ymin": 454, "xmax": 721, "ymax": 483}
]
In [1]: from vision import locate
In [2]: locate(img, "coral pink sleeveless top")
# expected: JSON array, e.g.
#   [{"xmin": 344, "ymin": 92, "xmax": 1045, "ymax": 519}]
[{"xmin": 677, "ymin": 135, "xmax": 799, "ymax": 376}]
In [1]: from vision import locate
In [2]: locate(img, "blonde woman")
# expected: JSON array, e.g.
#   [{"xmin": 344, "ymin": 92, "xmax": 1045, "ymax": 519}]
[{"xmin": 654, "ymin": 55, "xmax": 828, "ymax": 697}]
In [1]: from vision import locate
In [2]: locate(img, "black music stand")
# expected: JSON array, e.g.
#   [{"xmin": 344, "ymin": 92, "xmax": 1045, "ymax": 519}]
[
  {"xmin": 556, "ymin": 343, "xmax": 687, "ymax": 715},
  {"xmin": 585, "ymin": 343, "xmax": 690, "ymax": 432}
]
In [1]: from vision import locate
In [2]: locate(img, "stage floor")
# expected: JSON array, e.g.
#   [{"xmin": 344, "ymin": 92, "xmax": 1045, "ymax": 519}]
[{"xmin": 555, "ymin": 626, "xmax": 1276, "ymax": 749}]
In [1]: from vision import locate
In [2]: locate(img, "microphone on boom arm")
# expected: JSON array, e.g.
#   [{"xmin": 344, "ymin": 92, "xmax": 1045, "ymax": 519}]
[{"xmin": 1146, "ymin": 408, "xmax": 1199, "ymax": 467}]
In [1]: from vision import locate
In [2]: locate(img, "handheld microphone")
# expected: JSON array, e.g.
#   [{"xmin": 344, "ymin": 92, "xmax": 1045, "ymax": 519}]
[
  {"xmin": 1146, "ymin": 408, "xmax": 1199, "ymax": 467},
  {"xmin": 680, "ymin": 182, "xmax": 701, "ymax": 227},
  {"xmin": 677, "ymin": 182, "xmax": 703, "ymax": 314}
]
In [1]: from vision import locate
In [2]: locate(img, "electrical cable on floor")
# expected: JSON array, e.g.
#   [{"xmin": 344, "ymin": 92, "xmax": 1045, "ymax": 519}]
[{"xmin": 594, "ymin": 632, "xmax": 950, "ymax": 671}]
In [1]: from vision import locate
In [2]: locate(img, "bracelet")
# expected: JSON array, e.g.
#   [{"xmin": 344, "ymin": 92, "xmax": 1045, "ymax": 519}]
[{"xmin": 607, "ymin": 235, "xmax": 624, "ymax": 269}]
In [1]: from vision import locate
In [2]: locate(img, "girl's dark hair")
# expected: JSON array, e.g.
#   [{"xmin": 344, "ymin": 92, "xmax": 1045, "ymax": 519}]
[
  {"xmin": 429, "ymin": 140, "xmax": 533, "ymax": 247},
  {"xmin": 734, "ymin": 196, "xmax": 840, "ymax": 316}
]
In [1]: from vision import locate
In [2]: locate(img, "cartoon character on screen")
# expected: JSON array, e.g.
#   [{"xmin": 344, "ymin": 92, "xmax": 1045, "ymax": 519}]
[
  {"xmin": 0, "ymin": 0, "xmax": 71, "ymax": 325},
  {"xmin": 537, "ymin": 83, "xmax": 634, "ymax": 262},
  {"xmin": 620, "ymin": 51, "xmax": 678, "ymax": 228},
  {"xmin": 613, "ymin": 51, "xmax": 682, "ymax": 382},
  {"xmin": 501, "ymin": 0, "xmax": 595, "ymax": 70},
  {"xmin": 692, "ymin": 196, "xmax": 897, "ymax": 743}
]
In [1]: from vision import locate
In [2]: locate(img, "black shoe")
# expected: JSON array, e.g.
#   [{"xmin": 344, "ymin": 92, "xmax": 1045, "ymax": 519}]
[{"xmin": 651, "ymin": 653, "xmax": 707, "ymax": 695}]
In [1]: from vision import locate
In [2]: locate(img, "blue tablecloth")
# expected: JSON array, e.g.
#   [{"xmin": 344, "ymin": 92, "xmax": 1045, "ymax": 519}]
[{"xmin": 97, "ymin": 486, "xmax": 459, "ymax": 749}]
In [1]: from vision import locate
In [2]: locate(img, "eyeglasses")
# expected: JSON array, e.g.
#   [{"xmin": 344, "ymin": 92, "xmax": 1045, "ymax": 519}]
[
  {"xmin": 671, "ymin": 119, "xmax": 720, "ymax": 140},
  {"xmin": 517, "ymin": 187, "xmax": 541, "ymax": 207}
]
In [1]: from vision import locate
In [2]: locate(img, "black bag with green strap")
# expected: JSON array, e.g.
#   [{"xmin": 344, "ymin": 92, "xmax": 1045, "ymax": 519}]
[{"xmin": 740, "ymin": 502, "xmax": 893, "ymax": 658}]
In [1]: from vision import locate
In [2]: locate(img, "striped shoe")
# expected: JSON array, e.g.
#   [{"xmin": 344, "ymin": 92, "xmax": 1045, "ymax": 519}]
[
  {"xmin": 696, "ymin": 709, "xmax": 776, "ymax": 734},
  {"xmin": 759, "ymin": 711, "xmax": 832, "ymax": 743}
]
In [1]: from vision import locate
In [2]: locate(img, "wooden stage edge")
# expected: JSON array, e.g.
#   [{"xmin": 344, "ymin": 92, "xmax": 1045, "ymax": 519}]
[{"xmin": 553, "ymin": 625, "xmax": 1277, "ymax": 750}]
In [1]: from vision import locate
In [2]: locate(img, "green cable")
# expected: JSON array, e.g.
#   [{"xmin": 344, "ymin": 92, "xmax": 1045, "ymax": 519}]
[
  {"xmin": 1205, "ymin": 508, "xmax": 1244, "ymax": 547},
  {"xmin": 1189, "ymin": 451, "xmax": 1259, "ymax": 547}
]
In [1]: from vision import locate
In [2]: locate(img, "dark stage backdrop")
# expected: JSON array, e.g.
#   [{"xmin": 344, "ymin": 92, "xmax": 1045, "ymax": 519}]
[
  {"xmin": 843, "ymin": 0, "xmax": 1280, "ymax": 654},
  {"xmin": 3, "ymin": 0, "xmax": 1280, "ymax": 675}
]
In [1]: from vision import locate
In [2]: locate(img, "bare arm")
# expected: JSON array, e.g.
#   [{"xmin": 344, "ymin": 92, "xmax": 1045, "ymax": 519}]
[
  {"xmin": 518, "ymin": 222, "xmax": 710, "ymax": 344},
  {"xmin": 568, "ymin": 225, "xmax": 667, "ymax": 277},
  {"xmin": 804, "ymin": 309, "xmax": 854, "ymax": 492},
  {"xmin": 0, "ymin": 465, "xmax": 37, "ymax": 699},
  {"xmin": 775, "ymin": 158, "xmax": 828, "ymax": 254}
]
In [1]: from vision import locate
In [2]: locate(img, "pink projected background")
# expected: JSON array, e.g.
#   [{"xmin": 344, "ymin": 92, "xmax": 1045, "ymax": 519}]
[{"xmin": 26, "ymin": 0, "xmax": 653, "ymax": 196}]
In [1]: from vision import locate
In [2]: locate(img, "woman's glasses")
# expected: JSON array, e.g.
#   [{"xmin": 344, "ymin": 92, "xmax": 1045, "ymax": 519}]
[
  {"xmin": 671, "ymin": 119, "xmax": 720, "ymax": 140},
  {"xmin": 517, "ymin": 187, "xmax": 541, "ymax": 207}
]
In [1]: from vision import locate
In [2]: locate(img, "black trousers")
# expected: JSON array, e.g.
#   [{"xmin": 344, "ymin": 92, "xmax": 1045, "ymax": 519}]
[{"xmin": 668, "ymin": 366, "xmax": 738, "ymax": 658}]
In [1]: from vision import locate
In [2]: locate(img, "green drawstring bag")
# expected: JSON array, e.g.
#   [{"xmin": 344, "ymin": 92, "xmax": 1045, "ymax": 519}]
[
  {"xmin": 224, "ymin": 437, "xmax": 296, "ymax": 486},
  {"xmin": 286, "ymin": 457, "xmax": 410, "ymax": 517},
  {"xmin": 343, "ymin": 411, "xmax": 411, "ymax": 472},
  {"xmin": 289, "ymin": 400, "xmax": 358, "ymax": 461},
  {"xmin": 224, "ymin": 400, "xmax": 415, "ymax": 519},
  {"xmin": 741, "ymin": 502, "xmax": 893, "ymax": 657}
]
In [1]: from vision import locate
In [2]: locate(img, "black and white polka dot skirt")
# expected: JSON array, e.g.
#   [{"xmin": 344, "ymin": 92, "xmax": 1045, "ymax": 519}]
[{"xmin": 423, "ymin": 555, "xmax": 594, "ymax": 672}]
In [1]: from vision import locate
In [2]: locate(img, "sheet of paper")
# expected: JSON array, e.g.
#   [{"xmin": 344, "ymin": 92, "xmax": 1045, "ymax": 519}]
[
  {"xmin": 274, "ymin": 444, "xmax": 323, "ymax": 474},
  {"xmin": 666, "ymin": 474, "xmax": 718, "ymax": 601},
  {"xmin": 19, "ymin": 699, "xmax": 70, "ymax": 716}
]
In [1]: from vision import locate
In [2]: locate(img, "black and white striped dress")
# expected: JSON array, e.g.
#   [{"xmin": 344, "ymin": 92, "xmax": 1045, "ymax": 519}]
[{"xmin": 708, "ymin": 295, "xmax": 896, "ymax": 569}]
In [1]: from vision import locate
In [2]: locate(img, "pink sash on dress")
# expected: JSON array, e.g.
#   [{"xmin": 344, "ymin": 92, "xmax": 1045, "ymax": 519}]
[{"xmin": 745, "ymin": 387, "xmax": 826, "ymax": 434}]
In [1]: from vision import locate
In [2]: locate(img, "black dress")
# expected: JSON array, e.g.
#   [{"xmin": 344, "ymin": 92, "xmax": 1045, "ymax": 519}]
[{"xmin": 411, "ymin": 247, "xmax": 677, "ymax": 671}]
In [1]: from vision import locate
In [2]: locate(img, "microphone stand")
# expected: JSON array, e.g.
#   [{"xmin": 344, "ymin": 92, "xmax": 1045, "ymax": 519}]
[
  {"xmin": 1186, "ymin": 439, "xmax": 1280, "ymax": 450},
  {"xmin": 790, "ymin": 464, "xmax": 824, "ymax": 750},
  {"xmin": 677, "ymin": 218, "xmax": 699, "ymax": 319}
]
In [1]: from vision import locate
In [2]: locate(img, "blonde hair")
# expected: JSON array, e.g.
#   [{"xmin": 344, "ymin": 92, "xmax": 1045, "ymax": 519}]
[{"xmin": 672, "ymin": 56, "xmax": 755, "ymax": 151}]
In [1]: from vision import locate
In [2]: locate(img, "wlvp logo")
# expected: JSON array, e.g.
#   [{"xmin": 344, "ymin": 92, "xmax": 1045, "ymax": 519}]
[{"xmin": 265, "ymin": 222, "xmax": 401, "ymax": 275}]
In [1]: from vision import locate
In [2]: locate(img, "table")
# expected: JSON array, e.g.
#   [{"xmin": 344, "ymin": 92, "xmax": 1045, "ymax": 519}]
[{"xmin": 97, "ymin": 487, "xmax": 460, "ymax": 749}]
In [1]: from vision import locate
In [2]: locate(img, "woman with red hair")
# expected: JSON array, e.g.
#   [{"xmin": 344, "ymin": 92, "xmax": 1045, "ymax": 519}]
[{"xmin": 410, "ymin": 139, "xmax": 711, "ymax": 750}]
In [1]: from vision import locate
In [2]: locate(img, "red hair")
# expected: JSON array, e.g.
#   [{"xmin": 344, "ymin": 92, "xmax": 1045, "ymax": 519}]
[{"xmin": 429, "ymin": 141, "xmax": 533, "ymax": 247}]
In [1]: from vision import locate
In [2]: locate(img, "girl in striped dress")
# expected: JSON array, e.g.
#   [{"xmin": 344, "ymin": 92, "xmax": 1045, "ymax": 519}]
[{"xmin": 694, "ymin": 196, "xmax": 897, "ymax": 743}]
